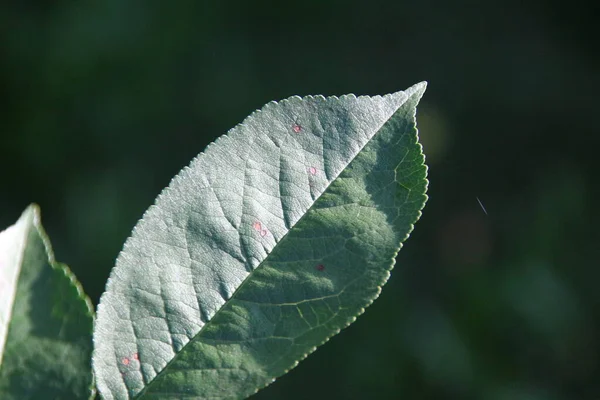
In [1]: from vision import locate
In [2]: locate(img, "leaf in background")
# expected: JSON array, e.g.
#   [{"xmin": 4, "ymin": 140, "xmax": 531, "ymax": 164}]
[
  {"xmin": 0, "ymin": 205, "xmax": 95, "ymax": 400},
  {"xmin": 94, "ymin": 82, "xmax": 428, "ymax": 399}
]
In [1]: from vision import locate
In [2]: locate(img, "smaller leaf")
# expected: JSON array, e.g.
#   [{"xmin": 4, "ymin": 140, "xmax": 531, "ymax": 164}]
[{"xmin": 0, "ymin": 204, "xmax": 95, "ymax": 400}]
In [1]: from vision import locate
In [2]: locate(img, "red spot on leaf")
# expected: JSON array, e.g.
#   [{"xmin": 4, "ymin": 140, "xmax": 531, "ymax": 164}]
[
  {"xmin": 316, "ymin": 264, "xmax": 325, "ymax": 271},
  {"xmin": 309, "ymin": 166, "xmax": 317, "ymax": 176},
  {"xmin": 292, "ymin": 124, "xmax": 302, "ymax": 133},
  {"xmin": 133, "ymin": 353, "xmax": 139, "ymax": 360},
  {"xmin": 122, "ymin": 357, "xmax": 130, "ymax": 366},
  {"xmin": 254, "ymin": 221, "xmax": 268, "ymax": 237}
]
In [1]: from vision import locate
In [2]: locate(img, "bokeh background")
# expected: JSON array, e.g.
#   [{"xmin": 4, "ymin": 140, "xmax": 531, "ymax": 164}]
[{"xmin": 1, "ymin": 1, "xmax": 597, "ymax": 399}]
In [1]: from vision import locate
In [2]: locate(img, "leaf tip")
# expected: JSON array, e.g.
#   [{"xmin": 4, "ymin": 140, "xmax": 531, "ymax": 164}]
[
  {"xmin": 14, "ymin": 203, "xmax": 39, "ymax": 225},
  {"xmin": 406, "ymin": 81, "xmax": 428, "ymax": 100}
]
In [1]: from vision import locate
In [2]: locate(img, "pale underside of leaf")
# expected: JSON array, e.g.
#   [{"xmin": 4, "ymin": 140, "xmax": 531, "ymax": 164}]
[
  {"xmin": 0, "ymin": 207, "xmax": 30, "ymax": 367},
  {"xmin": 0, "ymin": 205, "xmax": 95, "ymax": 400},
  {"xmin": 93, "ymin": 82, "xmax": 428, "ymax": 399}
]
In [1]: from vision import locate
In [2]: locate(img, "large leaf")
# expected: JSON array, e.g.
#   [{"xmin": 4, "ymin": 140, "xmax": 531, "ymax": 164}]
[
  {"xmin": 93, "ymin": 82, "xmax": 428, "ymax": 399},
  {"xmin": 0, "ymin": 204, "xmax": 95, "ymax": 399}
]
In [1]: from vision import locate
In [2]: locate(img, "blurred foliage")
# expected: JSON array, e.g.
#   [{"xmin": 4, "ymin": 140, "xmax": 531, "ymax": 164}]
[{"xmin": 0, "ymin": 0, "xmax": 597, "ymax": 399}]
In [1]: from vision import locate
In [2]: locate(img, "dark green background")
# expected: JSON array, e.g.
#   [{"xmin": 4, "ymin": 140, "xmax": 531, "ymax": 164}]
[{"xmin": 1, "ymin": 1, "xmax": 597, "ymax": 399}]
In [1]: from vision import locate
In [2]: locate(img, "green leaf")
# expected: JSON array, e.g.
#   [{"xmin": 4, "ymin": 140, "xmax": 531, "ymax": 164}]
[
  {"xmin": 0, "ymin": 204, "xmax": 95, "ymax": 400},
  {"xmin": 93, "ymin": 82, "xmax": 428, "ymax": 399}
]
